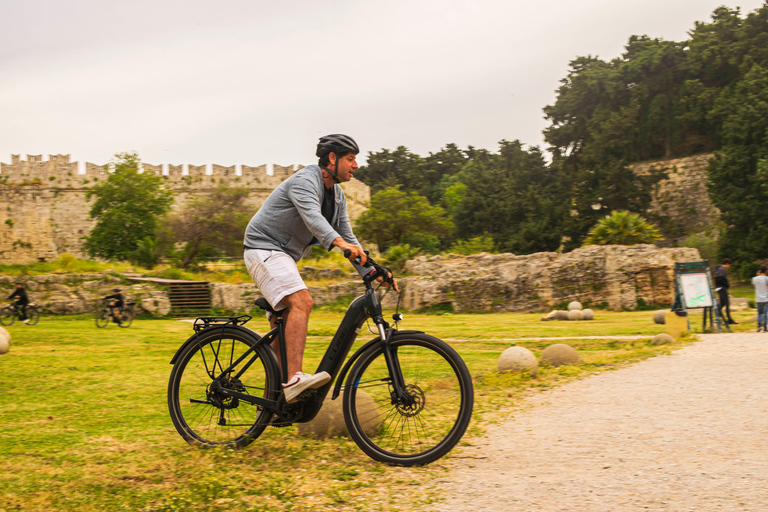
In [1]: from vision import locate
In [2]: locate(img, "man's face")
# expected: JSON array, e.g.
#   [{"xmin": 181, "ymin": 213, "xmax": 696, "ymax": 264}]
[
  {"xmin": 15, "ymin": 284, "xmax": 22, "ymax": 289},
  {"xmin": 331, "ymin": 153, "xmax": 358, "ymax": 182},
  {"xmin": 724, "ymin": 263, "xmax": 731, "ymax": 269}
]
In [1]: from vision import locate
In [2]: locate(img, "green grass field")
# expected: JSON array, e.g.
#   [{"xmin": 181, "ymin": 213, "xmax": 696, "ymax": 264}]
[{"xmin": 0, "ymin": 309, "xmax": 717, "ymax": 511}]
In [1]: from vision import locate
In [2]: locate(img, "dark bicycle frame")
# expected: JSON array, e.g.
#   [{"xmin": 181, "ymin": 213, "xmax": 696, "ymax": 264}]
[{"xmin": 171, "ymin": 276, "xmax": 415, "ymax": 424}]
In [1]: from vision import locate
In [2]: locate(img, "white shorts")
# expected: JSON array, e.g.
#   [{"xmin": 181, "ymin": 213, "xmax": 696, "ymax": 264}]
[{"xmin": 244, "ymin": 249, "xmax": 307, "ymax": 313}]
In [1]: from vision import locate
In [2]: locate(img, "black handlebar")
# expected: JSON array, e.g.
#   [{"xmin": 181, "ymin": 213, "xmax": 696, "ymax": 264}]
[{"xmin": 343, "ymin": 249, "xmax": 396, "ymax": 287}]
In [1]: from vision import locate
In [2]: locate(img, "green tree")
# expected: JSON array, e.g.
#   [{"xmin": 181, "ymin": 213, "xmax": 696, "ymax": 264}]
[
  {"xmin": 83, "ymin": 152, "xmax": 173, "ymax": 261},
  {"xmin": 355, "ymin": 187, "xmax": 453, "ymax": 252},
  {"xmin": 166, "ymin": 186, "xmax": 253, "ymax": 268},
  {"xmin": 707, "ymin": 64, "xmax": 768, "ymax": 262},
  {"xmin": 454, "ymin": 141, "xmax": 569, "ymax": 254},
  {"xmin": 583, "ymin": 210, "xmax": 663, "ymax": 246}
]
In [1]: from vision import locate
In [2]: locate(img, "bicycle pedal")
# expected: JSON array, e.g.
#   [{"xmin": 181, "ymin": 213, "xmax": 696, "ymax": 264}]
[
  {"xmin": 296, "ymin": 388, "xmax": 317, "ymax": 402},
  {"xmin": 269, "ymin": 420, "xmax": 294, "ymax": 428}
]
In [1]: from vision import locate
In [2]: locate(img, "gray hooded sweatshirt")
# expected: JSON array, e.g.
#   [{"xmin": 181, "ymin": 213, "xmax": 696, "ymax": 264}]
[{"xmin": 243, "ymin": 165, "xmax": 360, "ymax": 262}]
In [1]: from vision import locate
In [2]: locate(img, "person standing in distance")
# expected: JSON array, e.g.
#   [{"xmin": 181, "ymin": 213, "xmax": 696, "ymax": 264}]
[
  {"xmin": 752, "ymin": 266, "xmax": 768, "ymax": 332},
  {"xmin": 243, "ymin": 134, "xmax": 395, "ymax": 403},
  {"xmin": 714, "ymin": 258, "xmax": 737, "ymax": 325}
]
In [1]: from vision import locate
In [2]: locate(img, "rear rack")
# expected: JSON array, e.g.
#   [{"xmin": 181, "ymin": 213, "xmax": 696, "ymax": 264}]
[{"xmin": 192, "ymin": 315, "xmax": 252, "ymax": 332}]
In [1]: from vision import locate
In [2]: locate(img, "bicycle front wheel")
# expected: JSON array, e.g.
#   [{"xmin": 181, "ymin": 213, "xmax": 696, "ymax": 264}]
[
  {"xmin": 168, "ymin": 327, "xmax": 280, "ymax": 448},
  {"xmin": 0, "ymin": 307, "xmax": 15, "ymax": 327},
  {"xmin": 119, "ymin": 310, "xmax": 133, "ymax": 328},
  {"xmin": 343, "ymin": 332, "xmax": 474, "ymax": 466},
  {"xmin": 95, "ymin": 309, "xmax": 109, "ymax": 328},
  {"xmin": 26, "ymin": 307, "xmax": 40, "ymax": 326}
]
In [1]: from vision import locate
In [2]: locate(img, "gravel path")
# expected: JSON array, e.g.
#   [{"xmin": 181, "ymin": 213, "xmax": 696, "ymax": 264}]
[{"xmin": 437, "ymin": 333, "xmax": 768, "ymax": 511}]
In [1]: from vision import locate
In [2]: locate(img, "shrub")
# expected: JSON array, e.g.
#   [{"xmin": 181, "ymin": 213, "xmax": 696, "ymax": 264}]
[{"xmin": 583, "ymin": 210, "xmax": 663, "ymax": 246}]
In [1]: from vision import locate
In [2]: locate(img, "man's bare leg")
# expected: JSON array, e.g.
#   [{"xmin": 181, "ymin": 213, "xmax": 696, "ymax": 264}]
[{"xmin": 269, "ymin": 289, "xmax": 313, "ymax": 382}]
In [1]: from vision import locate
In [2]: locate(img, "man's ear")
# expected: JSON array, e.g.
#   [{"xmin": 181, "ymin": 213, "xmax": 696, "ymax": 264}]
[{"xmin": 327, "ymin": 152, "xmax": 337, "ymax": 166}]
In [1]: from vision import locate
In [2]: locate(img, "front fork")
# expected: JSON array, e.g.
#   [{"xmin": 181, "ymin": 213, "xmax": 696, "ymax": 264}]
[{"xmin": 368, "ymin": 288, "xmax": 410, "ymax": 404}]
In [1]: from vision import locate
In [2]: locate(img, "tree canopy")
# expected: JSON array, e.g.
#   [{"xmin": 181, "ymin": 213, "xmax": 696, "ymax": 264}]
[{"xmin": 83, "ymin": 152, "xmax": 173, "ymax": 261}]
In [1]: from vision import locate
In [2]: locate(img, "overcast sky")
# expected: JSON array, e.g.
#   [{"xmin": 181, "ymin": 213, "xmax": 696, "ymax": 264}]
[{"xmin": 1, "ymin": 0, "xmax": 765, "ymax": 168}]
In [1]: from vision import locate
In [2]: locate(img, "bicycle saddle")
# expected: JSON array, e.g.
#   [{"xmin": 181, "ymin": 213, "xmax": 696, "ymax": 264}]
[{"xmin": 254, "ymin": 298, "xmax": 285, "ymax": 317}]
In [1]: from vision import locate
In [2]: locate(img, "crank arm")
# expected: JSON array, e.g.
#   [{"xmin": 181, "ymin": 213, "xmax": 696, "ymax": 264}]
[{"xmin": 216, "ymin": 389, "xmax": 278, "ymax": 410}]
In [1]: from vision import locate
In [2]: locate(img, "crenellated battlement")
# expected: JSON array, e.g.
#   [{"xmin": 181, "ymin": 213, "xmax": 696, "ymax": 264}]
[
  {"xmin": 0, "ymin": 154, "xmax": 304, "ymax": 189},
  {"xmin": 0, "ymin": 153, "xmax": 371, "ymax": 264}
]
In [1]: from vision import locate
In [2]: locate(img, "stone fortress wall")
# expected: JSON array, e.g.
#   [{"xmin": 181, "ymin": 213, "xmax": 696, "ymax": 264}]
[
  {"xmin": 0, "ymin": 152, "xmax": 718, "ymax": 265},
  {"xmin": 0, "ymin": 154, "xmax": 371, "ymax": 264},
  {"xmin": 630, "ymin": 153, "xmax": 718, "ymax": 245}
]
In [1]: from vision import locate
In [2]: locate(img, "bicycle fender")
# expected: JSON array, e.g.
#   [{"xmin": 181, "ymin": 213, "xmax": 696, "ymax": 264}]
[
  {"xmin": 169, "ymin": 325, "xmax": 263, "ymax": 364},
  {"xmin": 330, "ymin": 330, "xmax": 423, "ymax": 400}
]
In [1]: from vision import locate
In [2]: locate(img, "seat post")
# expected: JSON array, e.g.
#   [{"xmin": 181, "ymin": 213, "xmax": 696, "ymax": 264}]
[{"xmin": 275, "ymin": 316, "xmax": 289, "ymax": 384}]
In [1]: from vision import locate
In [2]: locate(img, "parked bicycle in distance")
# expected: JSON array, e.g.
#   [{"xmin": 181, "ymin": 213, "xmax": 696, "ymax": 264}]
[
  {"xmin": 94, "ymin": 299, "xmax": 135, "ymax": 328},
  {"xmin": 0, "ymin": 303, "xmax": 40, "ymax": 326},
  {"xmin": 167, "ymin": 251, "xmax": 474, "ymax": 466}
]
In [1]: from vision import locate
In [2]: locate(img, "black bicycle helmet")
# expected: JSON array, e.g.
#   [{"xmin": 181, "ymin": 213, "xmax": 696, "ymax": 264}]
[
  {"xmin": 316, "ymin": 134, "xmax": 359, "ymax": 159},
  {"xmin": 316, "ymin": 134, "xmax": 359, "ymax": 183}
]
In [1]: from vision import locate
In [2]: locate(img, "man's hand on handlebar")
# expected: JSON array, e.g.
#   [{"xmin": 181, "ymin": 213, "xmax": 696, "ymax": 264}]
[
  {"xmin": 342, "ymin": 246, "xmax": 399, "ymax": 292},
  {"xmin": 334, "ymin": 238, "xmax": 367, "ymax": 266}
]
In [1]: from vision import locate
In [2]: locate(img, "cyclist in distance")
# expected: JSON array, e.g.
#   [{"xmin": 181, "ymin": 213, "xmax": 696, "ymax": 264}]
[
  {"xmin": 243, "ymin": 134, "xmax": 396, "ymax": 403},
  {"xmin": 103, "ymin": 288, "xmax": 124, "ymax": 325},
  {"xmin": 7, "ymin": 282, "xmax": 30, "ymax": 323}
]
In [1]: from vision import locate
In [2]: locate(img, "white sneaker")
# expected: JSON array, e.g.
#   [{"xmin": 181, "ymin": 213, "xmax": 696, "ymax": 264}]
[{"xmin": 282, "ymin": 371, "xmax": 331, "ymax": 403}]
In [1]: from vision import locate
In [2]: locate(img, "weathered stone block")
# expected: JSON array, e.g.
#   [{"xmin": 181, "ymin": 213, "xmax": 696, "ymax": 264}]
[
  {"xmin": 653, "ymin": 310, "xmax": 667, "ymax": 324},
  {"xmin": 567, "ymin": 301, "xmax": 583, "ymax": 311},
  {"xmin": 582, "ymin": 308, "xmax": 594, "ymax": 320},
  {"xmin": 567, "ymin": 309, "xmax": 585, "ymax": 321}
]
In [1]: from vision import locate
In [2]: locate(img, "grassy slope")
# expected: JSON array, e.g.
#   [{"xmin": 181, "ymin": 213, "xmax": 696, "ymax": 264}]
[{"xmin": 1, "ymin": 307, "xmax": 742, "ymax": 512}]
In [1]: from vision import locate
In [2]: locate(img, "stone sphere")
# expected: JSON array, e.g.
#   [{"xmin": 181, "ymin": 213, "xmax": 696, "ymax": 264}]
[
  {"xmin": 554, "ymin": 310, "xmax": 570, "ymax": 321},
  {"xmin": 582, "ymin": 308, "xmax": 594, "ymax": 320},
  {"xmin": 498, "ymin": 346, "xmax": 538, "ymax": 376},
  {"xmin": 540, "ymin": 344, "xmax": 581, "ymax": 367},
  {"xmin": 298, "ymin": 390, "xmax": 378, "ymax": 439},
  {"xmin": 0, "ymin": 326, "xmax": 10, "ymax": 341},
  {"xmin": 653, "ymin": 310, "xmax": 667, "ymax": 325},
  {"xmin": 568, "ymin": 301, "xmax": 583, "ymax": 311},
  {"xmin": 541, "ymin": 310, "xmax": 558, "ymax": 321},
  {"xmin": 567, "ymin": 309, "xmax": 585, "ymax": 321},
  {"xmin": 0, "ymin": 333, "xmax": 9, "ymax": 355},
  {"xmin": 650, "ymin": 333, "xmax": 674, "ymax": 345}
]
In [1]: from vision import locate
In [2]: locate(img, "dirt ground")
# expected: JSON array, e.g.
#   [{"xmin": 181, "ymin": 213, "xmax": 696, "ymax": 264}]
[{"xmin": 437, "ymin": 333, "xmax": 768, "ymax": 511}]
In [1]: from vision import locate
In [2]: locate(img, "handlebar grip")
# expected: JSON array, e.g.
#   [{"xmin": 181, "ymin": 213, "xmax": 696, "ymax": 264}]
[{"xmin": 343, "ymin": 249, "xmax": 351, "ymax": 258}]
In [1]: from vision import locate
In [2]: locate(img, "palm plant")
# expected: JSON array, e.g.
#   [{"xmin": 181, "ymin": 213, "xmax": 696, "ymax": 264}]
[{"xmin": 583, "ymin": 210, "xmax": 663, "ymax": 246}]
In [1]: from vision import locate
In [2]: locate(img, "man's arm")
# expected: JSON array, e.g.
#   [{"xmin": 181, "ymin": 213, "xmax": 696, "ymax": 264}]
[{"xmin": 287, "ymin": 174, "xmax": 342, "ymax": 250}]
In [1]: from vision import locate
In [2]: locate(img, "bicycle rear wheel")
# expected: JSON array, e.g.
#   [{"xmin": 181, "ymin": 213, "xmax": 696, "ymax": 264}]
[
  {"xmin": 118, "ymin": 309, "xmax": 133, "ymax": 328},
  {"xmin": 0, "ymin": 307, "xmax": 15, "ymax": 326},
  {"xmin": 26, "ymin": 307, "xmax": 40, "ymax": 326},
  {"xmin": 95, "ymin": 309, "xmax": 109, "ymax": 328},
  {"xmin": 168, "ymin": 327, "xmax": 280, "ymax": 448},
  {"xmin": 343, "ymin": 332, "xmax": 474, "ymax": 466}
]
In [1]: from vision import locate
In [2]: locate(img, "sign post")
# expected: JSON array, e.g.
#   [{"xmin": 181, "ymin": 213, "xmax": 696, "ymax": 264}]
[{"xmin": 672, "ymin": 261, "xmax": 729, "ymax": 333}]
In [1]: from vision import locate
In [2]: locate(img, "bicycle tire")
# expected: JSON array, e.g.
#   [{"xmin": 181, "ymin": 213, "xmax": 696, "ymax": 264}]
[
  {"xmin": 26, "ymin": 307, "xmax": 40, "ymax": 326},
  {"xmin": 118, "ymin": 309, "xmax": 133, "ymax": 328},
  {"xmin": 0, "ymin": 307, "xmax": 15, "ymax": 327},
  {"xmin": 95, "ymin": 308, "xmax": 110, "ymax": 328},
  {"xmin": 168, "ymin": 327, "xmax": 280, "ymax": 449},
  {"xmin": 343, "ymin": 332, "xmax": 474, "ymax": 466}
]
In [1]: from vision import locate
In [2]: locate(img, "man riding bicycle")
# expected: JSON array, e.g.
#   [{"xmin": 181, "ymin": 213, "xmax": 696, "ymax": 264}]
[
  {"xmin": 103, "ymin": 288, "xmax": 124, "ymax": 325},
  {"xmin": 243, "ymin": 134, "xmax": 395, "ymax": 403},
  {"xmin": 7, "ymin": 282, "xmax": 30, "ymax": 324}
]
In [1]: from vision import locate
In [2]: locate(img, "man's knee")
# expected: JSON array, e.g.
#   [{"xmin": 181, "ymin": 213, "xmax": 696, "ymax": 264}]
[{"xmin": 283, "ymin": 290, "xmax": 313, "ymax": 314}]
